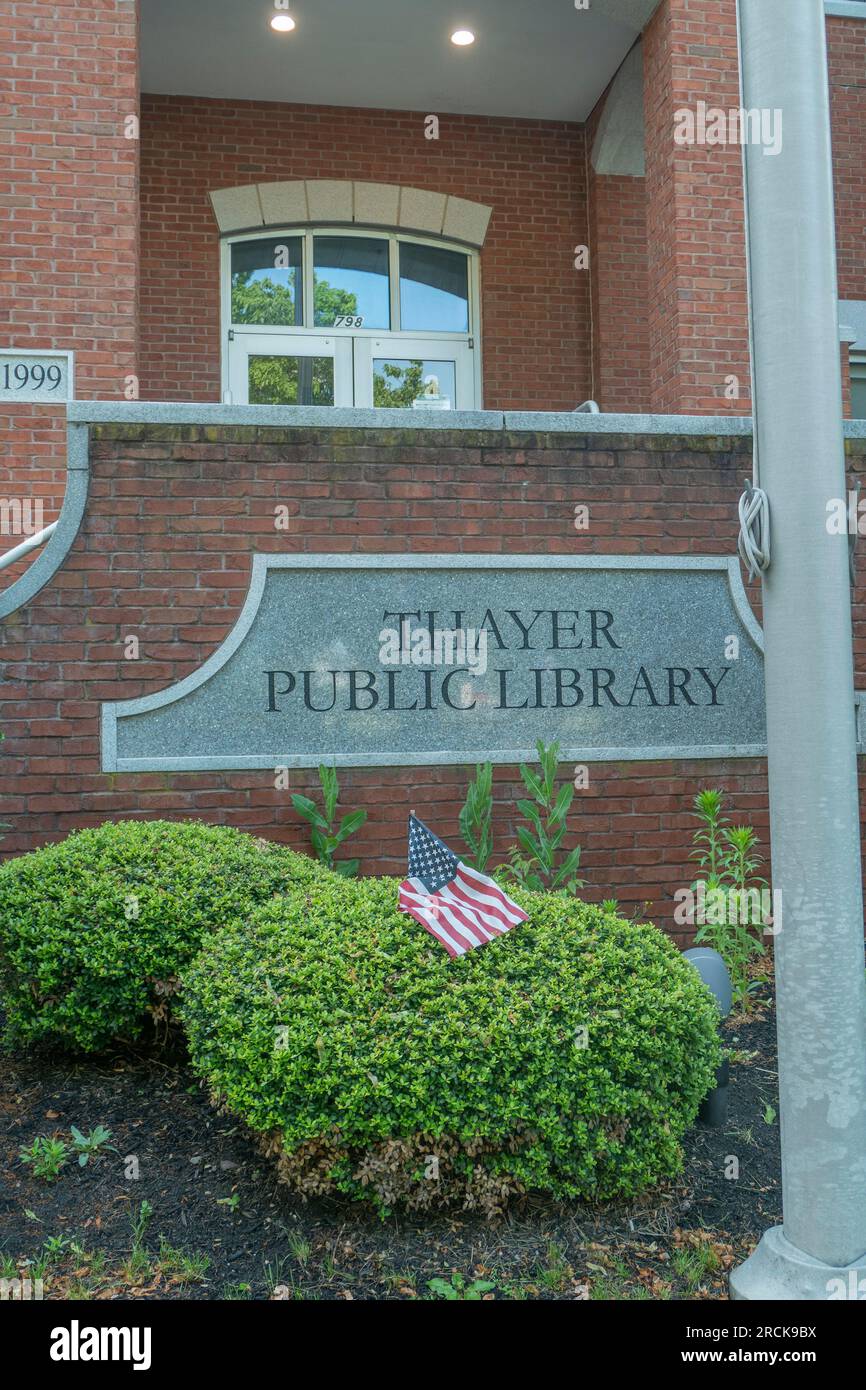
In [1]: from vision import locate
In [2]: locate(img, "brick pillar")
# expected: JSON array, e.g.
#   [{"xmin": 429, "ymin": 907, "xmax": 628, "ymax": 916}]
[
  {"xmin": 643, "ymin": 0, "xmax": 750, "ymax": 415},
  {"xmin": 586, "ymin": 132, "xmax": 651, "ymax": 412},
  {"xmin": 0, "ymin": 0, "xmax": 140, "ymax": 572},
  {"xmin": 585, "ymin": 46, "xmax": 651, "ymax": 415}
]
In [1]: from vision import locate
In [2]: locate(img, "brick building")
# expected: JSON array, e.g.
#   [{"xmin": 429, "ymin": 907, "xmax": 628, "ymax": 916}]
[{"xmin": 2, "ymin": 0, "xmax": 865, "ymax": 934}]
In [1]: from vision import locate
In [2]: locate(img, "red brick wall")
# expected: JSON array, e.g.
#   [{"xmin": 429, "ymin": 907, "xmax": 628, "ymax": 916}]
[
  {"xmin": 642, "ymin": 0, "xmax": 751, "ymax": 415},
  {"xmin": 8, "ymin": 420, "xmax": 864, "ymax": 944},
  {"xmin": 640, "ymin": 2, "xmax": 866, "ymax": 416},
  {"xmin": 584, "ymin": 89, "xmax": 651, "ymax": 413},
  {"xmin": 829, "ymin": 15, "xmax": 866, "ymax": 304},
  {"xmin": 0, "ymin": 0, "xmax": 140, "ymax": 573},
  {"xmin": 642, "ymin": 2, "xmax": 680, "ymax": 414},
  {"xmin": 587, "ymin": 166, "xmax": 651, "ymax": 412},
  {"xmin": 138, "ymin": 95, "xmax": 591, "ymax": 412}
]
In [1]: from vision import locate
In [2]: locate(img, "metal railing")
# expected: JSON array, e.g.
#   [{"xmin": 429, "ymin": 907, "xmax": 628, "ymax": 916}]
[
  {"xmin": 574, "ymin": 400, "xmax": 600, "ymax": 413},
  {"xmin": 0, "ymin": 521, "xmax": 58, "ymax": 574}
]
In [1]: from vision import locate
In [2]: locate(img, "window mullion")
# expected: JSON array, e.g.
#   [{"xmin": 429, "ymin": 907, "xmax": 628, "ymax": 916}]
[
  {"xmin": 389, "ymin": 238, "xmax": 400, "ymax": 331},
  {"xmin": 304, "ymin": 230, "xmax": 315, "ymax": 328}
]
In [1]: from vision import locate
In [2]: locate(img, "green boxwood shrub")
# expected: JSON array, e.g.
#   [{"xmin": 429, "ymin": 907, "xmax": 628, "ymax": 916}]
[
  {"xmin": 0, "ymin": 820, "xmax": 323, "ymax": 1052},
  {"xmin": 182, "ymin": 876, "xmax": 721, "ymax": 1214}
]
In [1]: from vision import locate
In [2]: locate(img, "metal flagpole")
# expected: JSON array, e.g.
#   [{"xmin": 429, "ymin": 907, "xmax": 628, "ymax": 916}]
[{"xmin": 730, "ymin": 0, "xmax": 866, "ymax": 1299}]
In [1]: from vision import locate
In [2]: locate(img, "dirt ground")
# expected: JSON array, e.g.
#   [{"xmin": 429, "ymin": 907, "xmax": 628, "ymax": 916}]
[{"xmin": 0, "ymin": 989, "xmax": 780, "ymax": 1302}]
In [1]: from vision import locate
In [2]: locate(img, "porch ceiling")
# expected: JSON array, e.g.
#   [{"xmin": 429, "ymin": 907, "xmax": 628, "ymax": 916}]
[{"xmin": 140, "ymin": 0, "xmax": 657, "ymax": 122}]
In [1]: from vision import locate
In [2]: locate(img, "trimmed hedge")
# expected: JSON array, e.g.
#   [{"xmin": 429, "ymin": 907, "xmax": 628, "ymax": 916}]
[
  {"xmin": 0, "ymin": 820, "xmax": 323, "ymax": 1052},
  {"xmin": 182, "ymin": 875, "xmax": 721, "ymax": 1213}
]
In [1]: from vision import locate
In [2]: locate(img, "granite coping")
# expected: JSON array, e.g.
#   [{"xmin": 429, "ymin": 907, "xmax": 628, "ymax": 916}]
[
  {"xmin": 66, "ymin": 402, "xmax": 866, "ymax": 440},
  {"xmin": 825, "ymin": 2, "xmax": 866, "ymax": 19}
]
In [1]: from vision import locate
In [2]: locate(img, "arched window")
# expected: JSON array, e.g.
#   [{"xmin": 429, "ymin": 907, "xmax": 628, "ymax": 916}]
[{"xmin": 221, "ymin": 228, "xmax": 481, "ymax": 410}]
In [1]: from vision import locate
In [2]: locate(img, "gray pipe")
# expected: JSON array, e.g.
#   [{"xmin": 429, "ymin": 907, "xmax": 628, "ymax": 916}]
[{"xmin": 730, "ymin": 0, "xmax": 866, "ymax": 1298}]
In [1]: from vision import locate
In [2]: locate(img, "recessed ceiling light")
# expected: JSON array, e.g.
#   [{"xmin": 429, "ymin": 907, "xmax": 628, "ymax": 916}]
[
  {"xmin": 271, "ymin": 13, "xmax": 296, "ymax": 31},
  {"xmin": 451, "ymin": 29, "xmax": 475, "ymax": 46}
]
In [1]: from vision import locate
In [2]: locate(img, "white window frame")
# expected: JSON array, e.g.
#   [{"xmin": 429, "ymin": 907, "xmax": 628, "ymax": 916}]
[
  {"xmin": 228, "ymin": 332, "xmax": 354, "ymax": 407},
  {"xmin": 354, "ymin": 335, "xmax": 475, "ymax": 413},
  {"xmin": 220, "ymin": 227, "xmax": 482, "ymax": 408}
]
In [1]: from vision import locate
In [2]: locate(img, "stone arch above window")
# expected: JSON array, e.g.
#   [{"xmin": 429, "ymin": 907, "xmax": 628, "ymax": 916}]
[{"xmin": 208, "ymin": 180, "xmax": 492, "ymax": 247}]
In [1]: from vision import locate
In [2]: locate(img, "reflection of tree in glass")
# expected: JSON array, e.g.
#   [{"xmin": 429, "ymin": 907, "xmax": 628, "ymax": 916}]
[
  {"xmin": 232, "ymin": 271, "xmax": 297, "ymax": 325},
  {"xmin": 232, "ymin": 276, "xmax": 364, "ymax": 403},
  {"xmin": 248, "ymin": 356, "xmax": 335, "ymax": 406},
  {"xmin": 313, "ymin": 281, "xmax": 359, "ymax": 327},
  {"xmin": 231, "ymin": 272, "xmax": 358, "ymax": 327},
  {"xmin": 373, "ymin": 360, "xmax": 425, "ymax": 408}
]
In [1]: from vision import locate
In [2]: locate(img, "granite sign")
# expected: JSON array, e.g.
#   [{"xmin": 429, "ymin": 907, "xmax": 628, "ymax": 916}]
[
  {"xmin": 0, "ymin": 348, "xmax": 73, "ymax": 403},
  {"xmin": 101, "ymin": 555, "xmax": 768, "ymax": 771}
]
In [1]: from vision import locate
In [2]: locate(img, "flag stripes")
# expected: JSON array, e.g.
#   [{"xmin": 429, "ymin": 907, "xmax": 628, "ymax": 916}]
[{"xmin": 398, "ymin": 814, "xmax": 528, "ymax": 957}]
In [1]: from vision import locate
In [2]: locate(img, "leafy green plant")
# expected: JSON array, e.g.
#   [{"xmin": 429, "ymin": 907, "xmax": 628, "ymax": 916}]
[
  {"xmin": 29, "ymin": 1249, "xmax": 52, "ymax": 1281},
  {"xmin": 70, "ymin": 1125, "xmax": 116, "ymax": 1167},
  {"xmin": 538, "ymin": 1242, "xmax": 572, "ymax": 1292},
  {"xmin": 156, "ymin": 1238, "xmax": 210, "ymax": 1284},
  {"xmin": 503, "ymin": 740, "xmax": 584, "ymax": 893},
  {"xmin": 286, "ymin": 1233, "xmax": 311, "ymax": 1265},
  {"xmin": 671, "ymin": 1249, "xmax": 710, "ymax": 1290},
  {"xmin": 125, "ymin": 1200, "xmax": 154, "ymax": 1281},
  {"xmin": 589, "ymin": 1254, "xmax": 650, "ymax": 1300},
  {"xmin": 458, "ymin": 762, "xmax": 494, "ymax": 871},
  {"xmin": 691, "ymin": 788, "xmax": 727, "ymax": 879},
  {"xmin": 41, "ymin": 1235, "xmax": 71, "ymax": 1259},
  {"xmin": 427, "ymin": 1273, "xmax": 496, "ymax": 1301},
  {"xmin": 19, "ymin": 1137, "xmax": 68, "ymax": 1183},
  {"xmin": 689, "ymin": 789, "xmax": 770, "ymax": 1009},
  {"xmin": 724, "ymin": 825, "xmax": 768, "ymax": 922},
  {"xmin": 0, "ymin": 820, "xmax": 324, "ymax": 1052},
  {"xmin": 291, "ymin": 765, "xmax": 367, "ymax": 876},
  {"xmin": 131, "ymin": 1199, "xmax": 153, "ymax": 1247},
  {"xmin": 601, "ymin": 897, "xmax": 649, "ymax": 926},
  {"xmin": 262, "ymin": 1256, "xmax": 291, "ymax": 1298},
  {"xmin": 181, "ymin": 874, "xmax": 721, "ymax": 1214}
]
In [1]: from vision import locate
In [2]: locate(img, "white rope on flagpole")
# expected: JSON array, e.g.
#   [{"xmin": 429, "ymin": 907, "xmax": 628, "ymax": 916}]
[
  {"xmin": 735, "ymin": 0, "xmax": 771, "ymax": 584},
  {"xmin": 737, "ymin": 477, "xmax": 771, "ymax": 580}
]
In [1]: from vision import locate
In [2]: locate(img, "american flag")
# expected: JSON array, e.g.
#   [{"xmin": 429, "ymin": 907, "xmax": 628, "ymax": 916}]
[{"xmin": 398, "ymin": 814, "xmax": 528, "ymax": 958}]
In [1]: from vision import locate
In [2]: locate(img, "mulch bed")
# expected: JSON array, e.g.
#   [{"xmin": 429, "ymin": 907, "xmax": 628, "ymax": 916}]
[{"xmin": 0, "ymin": 987, "xmax": 780, "ymax": 1302}]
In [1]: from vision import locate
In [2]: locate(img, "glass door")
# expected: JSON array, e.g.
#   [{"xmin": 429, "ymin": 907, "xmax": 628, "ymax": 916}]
[
  {"xmin": 355, "ymin": 337, "xmax": 475, "ymax": 411},
  {"xmin": 224, "ymin": 230, "xmax": 480, "ymax": 410},
  {"xmin": 228, "ymin": 332, "xmax": 353, "ymax": 406}
]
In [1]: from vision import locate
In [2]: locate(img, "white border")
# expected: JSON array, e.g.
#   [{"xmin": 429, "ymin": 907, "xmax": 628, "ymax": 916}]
[{"xmin": 0, "ymin": 348, "xmax": 74, "ymax": 404}]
